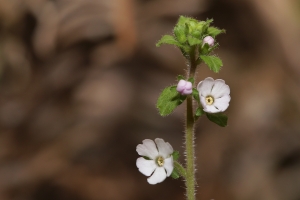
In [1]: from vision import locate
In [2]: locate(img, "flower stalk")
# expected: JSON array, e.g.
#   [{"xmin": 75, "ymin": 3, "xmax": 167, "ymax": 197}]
[{"xmin": 184, "ymin": 47, "xmax": 197, "ymax": 200}]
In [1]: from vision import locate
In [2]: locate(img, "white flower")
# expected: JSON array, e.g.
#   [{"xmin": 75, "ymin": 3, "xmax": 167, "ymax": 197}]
[
  {"xmin": 136, "ymin": 138, "xmax": 174, "ymax": 185},
  {"xmin": 197, "ymin": 77, "xmax": 231, "ymax": 113}
]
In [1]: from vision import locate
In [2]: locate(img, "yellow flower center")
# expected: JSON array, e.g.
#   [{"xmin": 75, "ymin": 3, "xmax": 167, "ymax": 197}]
[
  {"xmin": 205, "ymin": 96, "xmax": 214, "ymax": 105},
  {"xmin": 156, "ymin": 156, "xmax": 164, "ymax": 167}
]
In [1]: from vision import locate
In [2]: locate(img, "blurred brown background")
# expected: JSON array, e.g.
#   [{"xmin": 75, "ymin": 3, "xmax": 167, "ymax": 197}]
[{"xmin": 0, "ymin": 0, "xmax": 300, "ymax": 200}]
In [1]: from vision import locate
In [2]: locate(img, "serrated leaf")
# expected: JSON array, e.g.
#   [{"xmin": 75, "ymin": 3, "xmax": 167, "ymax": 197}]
[
  {"xmin": 156, "ymin": 86, "xmax": 185, "ymax": 116},
  {"xmin": 156, "ymin": 35, "xmax": 183, "ymax": 48},
  {"xmin": 174, "ymin": 25, "xmax": 187, "ymax": 44},
  {"xmin": 206, "ymin": 113, "xmax": 228, "ymax": 127},
  {"xmin": 200, "ymin": 55, "xmax": 223, "ymax": 73},
  {"xmin": 207, "ymin": 27, "xmax": 225, "ymax": 37},
  {"xmin": 187, "ymin": 36, "xmax": 202, "ymax": 46},
  {"xmin": 177, "ymin": 16, "xmax": 190, "ymax": 26},
  {"xmin": 170, "ymin": 169, "xmax": 180, "ymax": 179},
  {"xmin": 172, "ymin": 151, "xmax": 180, "ymax": 161},
  {"xmin": 202, "ymin": 19, "xmax": 214, "ymax": 34},
  {"xmin": 177, "ymin": 75, "xmax": 185, "ymax": 81},
  {"xmin": 192, "ymin": 88, "xmax": 200, "ymax": 104}
]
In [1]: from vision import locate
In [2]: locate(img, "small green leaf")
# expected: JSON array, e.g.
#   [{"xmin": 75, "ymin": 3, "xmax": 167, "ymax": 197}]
[
  {"xmin": 177, "ymin": 75, "xmax": 185, "ymax": 81},
  {"xmin": 156, "ymin": 35, "xmax": 183, "ymax": 47},
  {"xmin": 192, "ymin": 88, "xmax": 200, "ymax": 104},
  {"xmin": 195, "ymin": 107, "xmax": 205, "ymax": 118},
  {"xmin": 172, "ymin": 151, "xmax": 180, "ymax": 161},
  {"xmin": 187, "ymin": 36, "xmax": 202, "ymax": 46},
  {"xmin": 174, "ymin": 25, "xmax": 187, "ymax": 44},
  {"xmin": 188, "ymin": 77, "xmax": 194, "ymax": 84},
  {"xmin": 202, "ymin": 19, "xmax": 214, "ymax": 33},
  {"xmin": 170, "ymin": 168, "xmax": 180, "ymax": 179},
  {"xmin": 200, "ymin": 55, "xmax": 223, "ymax": 73},
  {"xmin": 206, "ymin": 113, "xmax": 228, "ymax": 127},
  {"xmin": 156, "ymin": 86, "xmax": 185, "ymax": 116},
  {"xmin": 207, "ymin": 27, "xmax": 225, "ymax": 37},
  {"xmin": 143, "ymin": 156, "xmax": 151, "ymax": 160},
  {"xmin": 200, "ymin": 43, "xmax": 210, "ymax": 55},
  {"xmin": 172, "ymin": 161, "xmax": 186, "ymax": 179}
]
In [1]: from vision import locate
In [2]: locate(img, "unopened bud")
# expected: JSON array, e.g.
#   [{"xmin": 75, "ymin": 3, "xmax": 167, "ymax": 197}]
[
  {"xmin": 203, "ymin": 36, "xmax": 214, "ymax": 46},
  {"xmin": 176, "ymin": 80, "xmax": 192, "ymax": 95}
]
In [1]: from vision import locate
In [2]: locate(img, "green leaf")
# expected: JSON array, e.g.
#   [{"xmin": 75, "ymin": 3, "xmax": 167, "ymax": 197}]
[
  {"xmin": 156, "ymin": 35, "xmax": 183, "ymax": 47},
  {"xmin": 188, "ymin": 77, "xmax": 194, "ymax": 84},
  {"xmin": 187, "ymin": 36, "xmax": 202, "ymax": 46},
  {"xmin": 192, "ymin": 88, "xmax": 200, "ymax": 104},
  {"xmin": 177, "ymin": 75, "xmax": 185, "ymax": 81},
  {"xmin": 172, "ymin": 161, "xmax": 186, "ymax": 179},
  {"xmin": 195, "ymin": 107, "xmax": 205, "ymax": 118},
  {"xmin": 203, "ymin": 19, "xmax": 214, "ymax": 31},
  {"xmin": 170, "ymin": 168, "xmax": 180, "ymax": 179},
  {"xmin": 172, "ymin": 151, "xmax": 180, "ymax": 161},
  {"xmin": 206, "ymin": 113, "xmax": 228, "ymax": 127},
  {"xmin": 174, "ymin": 24, "xmax": 187, "ymax": 44},
  {"xmin": 200, "ymin": 55, "xmax": 223, "ymax": 73},
  {"xmin": 156, "ymin": 86, "xmax": 186, "ymax": 116},
  {"xmin": 200, "ymin": 43, "xmax": 210, "ymax": 55},
  {"xmin": 143, "ymin": 156, "xmax": 151, "ymax": 160},
  {"xmin": 207, "ymin": 27, "xmax": 225, "ymax": 37}
]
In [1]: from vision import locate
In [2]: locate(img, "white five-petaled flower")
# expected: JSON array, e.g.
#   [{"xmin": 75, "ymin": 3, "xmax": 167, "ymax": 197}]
[
  {"xmin": 136, "ymin": 138, "xmax": 174, "ymax": 185},
  {"xmin": 176, "ymin": 80, "xmax": 193, "ymax": 95},
  {"xmin": 197, "ymin": 77, "xmax": 231, "ymax": 113}
]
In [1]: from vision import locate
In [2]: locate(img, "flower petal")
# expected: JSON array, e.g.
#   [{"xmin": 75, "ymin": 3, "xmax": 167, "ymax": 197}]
[
  {"xmin": 176, "ymin": 80, "xmax": 186, "ymax": 92},
  {"xmin": 214, "ymin": 95, "xmax": 231, "ymax": 111},
  {"xmin": 155, "ymin": 138, "xmax": 173, "ymax": 158},
  {"xmin": 136, "ymin": 139, "xmax": 158, "ymax": 159},
  {"xmin": 136, "ymin": 157, "xmax": 157, "ymax": 176},
  {"xmin": 197, "ymin": 77, "xmax": 214, "ymax": 97},
  {"xmin": 185, "ymin": 81, "xmax": 193, "ymax": 90},
  {"xmin": 147, "ymin": 167, "xmax": 167, "ymax": 185},
  {"xmin": 203, "ymin": 104, "xmax": 220, "ymax": 113},
  {"xmin": 164, "ymin": 157, "xmax": 174, "ymax": 176},
  {"xmin": 211, "ymin": 79, "xmax": 230, "ymax": 98}
]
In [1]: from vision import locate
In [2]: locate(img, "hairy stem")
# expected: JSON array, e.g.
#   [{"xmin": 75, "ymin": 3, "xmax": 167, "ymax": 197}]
[{"xmin": 185, "ymin": 47, "xmax": 197, "ymax": 200}]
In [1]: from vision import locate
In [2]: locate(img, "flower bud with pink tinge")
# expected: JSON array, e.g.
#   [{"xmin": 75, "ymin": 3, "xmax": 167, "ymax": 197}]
[
  {"xmin": 176, "ymin": 80, "xmax": 193, "ymax": 95},
  {"xmin": 203, "ymin": 36, "xmax": 214, "ymax": 46}
]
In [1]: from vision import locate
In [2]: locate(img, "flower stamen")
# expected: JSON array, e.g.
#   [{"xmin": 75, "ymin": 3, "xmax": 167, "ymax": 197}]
[
  {"xmin": 156, "ymin": 156, "xmax": 164, "ymax": 167},
  {"xmin": 205, "ymin": 96, "xmax": 214, "ymax": 105}
]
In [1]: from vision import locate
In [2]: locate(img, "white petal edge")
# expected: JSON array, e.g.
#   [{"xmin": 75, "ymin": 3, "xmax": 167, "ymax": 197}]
[
  {"xmin": 200, "ymin": 96, "xmax": 207, "ymax": 109},
  {"xmin": 164, "ymin": 157, "xmax": 174, "ymax": 176},
  {"xmin": 136, "ymin": 157, "xmax": 157, "ymax": 176},
  {"xmin": 147, "ymin": 167, "xmax": 167, "ymax": 185},
  {"xmin": 197, "ymin": 77, "xmax": 214, "ymax": 97},
  {"xmin": 211, "ymin": 80, "xmax": 230, "ymax": 98},
  {"xmin": 155, "ymin": 138, "xmax": 173, "ymax": 158},
  {"xmin": 136, "ymin": 139, "xmax": 158, "ymax": 159},
  {"xmin": 214, "ymin": 95, "xmax": 231, "ymax": 111},
  {"xmin": 203, "ymin": 104, "xmax": 220, "ymax": 113}
]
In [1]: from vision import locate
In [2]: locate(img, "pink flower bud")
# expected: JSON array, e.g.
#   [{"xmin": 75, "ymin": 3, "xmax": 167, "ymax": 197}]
[
  {"xmin": 203, "ymin": 36, "xmax": 214, "ymax": 46},
  {"xmin": 176, "ymin": 80, "xmax": 193, "ymax": 95}
]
